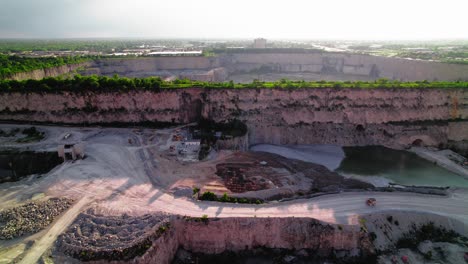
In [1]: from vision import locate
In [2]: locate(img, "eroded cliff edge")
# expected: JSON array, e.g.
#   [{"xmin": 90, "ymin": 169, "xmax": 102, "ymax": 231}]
[{"xmin": 0, "ymin": 88, "xmax": 467, "ymax": 154}]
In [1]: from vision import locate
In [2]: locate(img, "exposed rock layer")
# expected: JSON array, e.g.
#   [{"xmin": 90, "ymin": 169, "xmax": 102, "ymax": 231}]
[
  {"xmin": 7, "ymin": 62, "xmax": 92, "ymax": 81},
  {"xmin": 90, "ymin": 217, "xmax": 372, "ymax": 264},
  {"xmin": 83, "ymin": 54, "xmax": 468, "ymax": 81},
  {"xmin": 0, "ymin": 88, "xmax": 466, "ymax": 152},
  {"xmin": 9, "ymin": 52, "xmax": 468, "ymax": 82},
  {"xmin": 101, "ymin": 212, "xmax": 464, "ymax": 264}
]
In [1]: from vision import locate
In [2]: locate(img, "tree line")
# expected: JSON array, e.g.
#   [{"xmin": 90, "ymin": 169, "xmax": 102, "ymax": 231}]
[
  {"xmin": 0, "ymin": 75, "xmax": 468, "ymax": 93},
  {"xmin": 0, "ymin": 54, "xmax": 90, "ymax": 79}
]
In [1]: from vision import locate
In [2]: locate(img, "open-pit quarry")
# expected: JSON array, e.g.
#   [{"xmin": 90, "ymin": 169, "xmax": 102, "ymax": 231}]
[
  {"xmin": 0, "ymin": 81, "xmax": 468, "ymax": 263},
  {"xmin": 1, "ymin": 50, "xmax": 468, "ymax": 264}
]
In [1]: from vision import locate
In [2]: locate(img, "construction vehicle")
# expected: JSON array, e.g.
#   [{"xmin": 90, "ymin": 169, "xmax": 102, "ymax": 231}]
[
  {"xmin": 172, "ymin": 134, "xmax": 183, "ymax": 141},
  {"xmin": 366, "ymin": 198, "xmax": 376, "ymax": 207}
]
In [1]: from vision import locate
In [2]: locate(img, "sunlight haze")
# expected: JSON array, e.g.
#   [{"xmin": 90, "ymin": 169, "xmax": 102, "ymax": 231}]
[{"xmin": 1, "ymin": 0, "xmax": 467, "ymax": 39}]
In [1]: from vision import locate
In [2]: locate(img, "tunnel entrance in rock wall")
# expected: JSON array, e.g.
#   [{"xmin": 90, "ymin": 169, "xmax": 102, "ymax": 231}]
[{"xmin": 412, "ymin": 139, "xmax": 424, "ymax": 147}]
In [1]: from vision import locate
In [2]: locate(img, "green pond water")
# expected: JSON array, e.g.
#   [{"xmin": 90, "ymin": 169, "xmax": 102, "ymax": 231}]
[{"xmin": 336, "ymin": 146, "xmax": 468, "ymax": 187}]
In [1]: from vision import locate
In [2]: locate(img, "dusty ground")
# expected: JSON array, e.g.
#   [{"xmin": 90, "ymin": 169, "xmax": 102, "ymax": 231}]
[{"xmin": 0, "ymin": 124, "xmax": 467, "ymax": 263}]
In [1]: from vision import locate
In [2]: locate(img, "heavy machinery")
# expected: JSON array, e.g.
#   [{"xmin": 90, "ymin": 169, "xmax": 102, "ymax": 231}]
[{"xmin": 366, "ymin": 198, "xmax": 376, "ymax": 207}]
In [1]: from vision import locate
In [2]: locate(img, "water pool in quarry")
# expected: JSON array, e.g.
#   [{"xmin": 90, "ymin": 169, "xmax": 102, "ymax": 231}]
[
  {"xmin": 336, "ymin": 146, "xmax": 468, "ymax": 188},
  {"xmin": 251, "ymin": 144, "xmax": 468, "ymax": 188}
]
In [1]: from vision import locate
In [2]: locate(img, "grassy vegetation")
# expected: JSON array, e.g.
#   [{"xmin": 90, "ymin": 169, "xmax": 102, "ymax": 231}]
[
  {"xmin": 199, "ymin": 191, "xmax": 263, "ymax": 204},
  {"xmin": 1, "ymin": 75, "xmax": 468, "ymax": 93},
  {"xmin": 0, "ymin": 54, "xmax": 92, "ymax": 79},
  {"xmin": 15, "ymin": 127, "xmax": 45, "ymax": 143},
  {"xmin": 184, "ymin": 215, "xmax": 210, "ymax": 224}
]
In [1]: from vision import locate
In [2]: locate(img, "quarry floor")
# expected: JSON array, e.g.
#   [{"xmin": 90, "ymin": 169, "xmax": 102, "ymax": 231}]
[{"xmin": 0, "ymin": 124, "xmax": 467, "ymax": 263}]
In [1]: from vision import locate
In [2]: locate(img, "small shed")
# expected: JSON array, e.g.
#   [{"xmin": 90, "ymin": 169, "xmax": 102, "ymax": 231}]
[{"xmin": 58, "ymin": 143, "xmax": 85, "ymax": 161}]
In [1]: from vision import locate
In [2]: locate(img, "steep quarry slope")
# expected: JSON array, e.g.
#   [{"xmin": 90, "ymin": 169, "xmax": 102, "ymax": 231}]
[
  {"xmin": 93, "ymin": 213, "xmax": 465, "ymax": 264},
  {"xmin": 82, "ymin": 57, "xmax": 227, "ymax": 81},
  {"xmin": 176, "ymin": 217, "xmax": 368, "ymax": 255},
  {"xmin": 7, "ymin": 62, "xmax": 92, "ymax": 81},
  {"xmin": 0, "ymin": 88, "xmax": 467, "ymax": 153},
  {"xmin": 77, "ymin": 53, "xmax": 468, "ymax": 82},
  {"xmin": 205, "ymin": 88, "xmax": 468, "ymax": 149},
  {"xmin": 90, "ymin": 57, "xmax": 219, "ymax": 73},
  {"xmin": 8, "ymin": 52, "xmax": 468, "ymax": 82},
  {"xmin": 226, "ymin": 53, "xmax": 468, "ymax": 81},
  {"xmin": 93, "ymin": 217, "xmax": 372, "ymax": 264}
]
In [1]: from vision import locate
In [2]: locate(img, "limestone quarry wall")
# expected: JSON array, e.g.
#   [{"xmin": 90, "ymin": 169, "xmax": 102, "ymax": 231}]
[
  {"xmin": 130, "ymin": 226, "xmax": 179, "ymax": 264},
  {"xmin": 87, "ymin": 57, "xmax": 220, "ymax": 76},
  {"xmin": 0, "ymin": 88, "xmax": 466, "ymax": 151},
  {"xmin": 202, "ymin": 88, "xmax": 468, "ymax": 149},
  {"xmin": 131, "ymin": 217, "xmax": 368, "ymax": 264},
  {"xmin": 65, "ymin": 53, "xmax": 468, "ymax": 82},
  {"xmin": 6, "ymin": 62, "xmax": 92, "ymax": 81},
  {"xmin": 226, "ymin": 53, "xmax": 468, "ymax": 81},
  {"xmin": 176, "ymin": 217, "xmax": 364, "ymax": 254},
  {"xmin": 132, "ymin": 213, "xmax": 466, "ymax": 264},
  {"xmin": 5, "ymin": 53, "xmax": 468, "ymax": 82}
]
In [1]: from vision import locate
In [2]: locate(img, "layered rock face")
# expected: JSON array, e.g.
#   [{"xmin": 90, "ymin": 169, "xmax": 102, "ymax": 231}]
[
  {"xmin": 0, "ymin": 88, "xmax": 466, "ymax": 152},
  {"xmin": 204, "ymin": 88, "xmax": 468, "ymax": 150},
  {"xmin": 176, "ymin": 217, "xmax": 366, "ymax": 254},
  {"xmin": 134, "ymin": 213, "xmax": 465, "ymax": 264},
  {"xmin": 133, "ymin": 217, "xmax": 371, "ymax": 264},
  {"xmin": 226, "ymin": 53, "xmax": 468, "ymax": 81},
  {"xmin": 82, "ymin": 57, "xmax": 225, "ymax": 81},
  {"xmin": 81, "ymin": 53, "xmax": 468, "ymax": 82},
  {"xmin": 6, "ymin": 53, "xmax": 468, "ymax": 82},
  {"xmin": 6, "ymin": 62, "xmax": 92, "ymax": 81}
]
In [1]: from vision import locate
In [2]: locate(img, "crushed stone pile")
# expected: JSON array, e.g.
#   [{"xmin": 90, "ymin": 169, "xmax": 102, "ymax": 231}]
[
  {"xmin": 57, "ymin": 209, "xmax": 170, "ymax": 261},
  {"xmin": 0, "ymin": 197, "xmax": 73, "ymax": 239}
]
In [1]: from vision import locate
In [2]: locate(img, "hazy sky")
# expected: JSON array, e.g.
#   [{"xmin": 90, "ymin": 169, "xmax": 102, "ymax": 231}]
[{"xmin": 1, "ymin": 0, "xmax": 467, "ymax": 40}]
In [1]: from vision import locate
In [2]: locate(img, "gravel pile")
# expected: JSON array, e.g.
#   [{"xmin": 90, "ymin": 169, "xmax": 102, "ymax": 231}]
[
  {"xmin": 57, "ymin": 209, "xmax": 170, "ymax": 261},
  {"xmin": 0, "ymin": 197, "xmax": 73, "ymax": 239}
]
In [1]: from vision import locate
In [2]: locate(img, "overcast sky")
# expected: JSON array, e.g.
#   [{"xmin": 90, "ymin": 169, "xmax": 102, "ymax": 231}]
[{"xmin": 1, "ymin": 0, "xmax": 467, "ymax": 40}]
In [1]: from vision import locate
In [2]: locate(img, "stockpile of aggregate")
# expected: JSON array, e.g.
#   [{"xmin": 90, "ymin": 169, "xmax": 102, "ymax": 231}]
[
  {"xmin": 57, "ymin": 209, "xmax": 170, "ymax": 261},
  {"xmin": 0, "ymin": 197, "xmax": 73, "ymax": 239}
]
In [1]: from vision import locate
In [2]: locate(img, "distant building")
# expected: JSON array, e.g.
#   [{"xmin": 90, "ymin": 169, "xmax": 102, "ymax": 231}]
[
  {"xmin": 253, "ymin": 38, "xmax": 267, "ymax": 49},
  {"xmin": 178, "ymin": 140, "xmax": 201, "ymax": 155}
]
